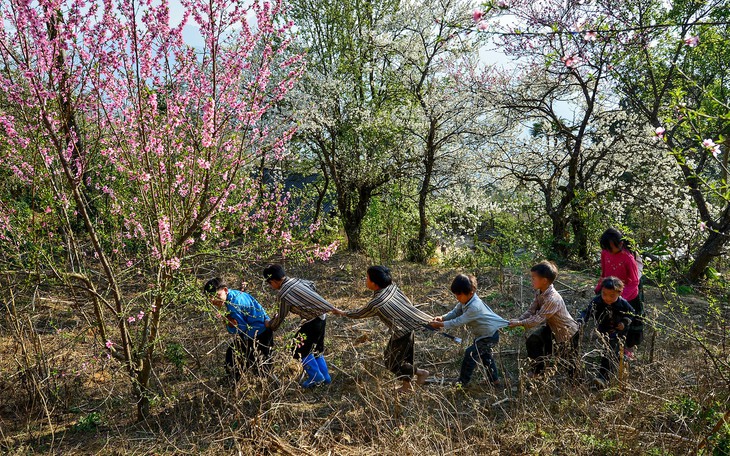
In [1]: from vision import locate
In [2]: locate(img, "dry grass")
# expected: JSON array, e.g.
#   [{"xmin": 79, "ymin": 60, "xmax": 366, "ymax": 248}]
[{"xmin": 1, "ymin": 253, "xmax": 728, "ymax": 455}]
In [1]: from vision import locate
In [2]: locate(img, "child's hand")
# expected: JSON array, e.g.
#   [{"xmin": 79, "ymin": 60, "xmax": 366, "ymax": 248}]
[
  {"xmin": 616, "ymin": 322, "xmax": 625, "ymax": 331},
  {"xmin": 331, "ymin": 308, "xmax": 346, "ymax": 317},
  {"xmin": 428, "ymin": 320, "xmax": 443, "ymax": 329},
  {"xmin": 433, "ymin": 316, "xmax": 443, "ymax": 322},
  {"xmin": 226, "ymin": 316, "xmax": 238, "ymax": 328},
  {"xmin": 508, "ymin": 319, "xmax": 521, "ymax": 328},
  {"xmin": 264, "ymin": 319, "xmax": 271, "ymax": 328}
]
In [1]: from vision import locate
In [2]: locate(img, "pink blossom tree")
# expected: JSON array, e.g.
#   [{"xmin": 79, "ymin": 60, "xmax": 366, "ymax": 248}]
[{"xmin": 0, "ymin": 0, "xmax": 310, "ymax": 418}]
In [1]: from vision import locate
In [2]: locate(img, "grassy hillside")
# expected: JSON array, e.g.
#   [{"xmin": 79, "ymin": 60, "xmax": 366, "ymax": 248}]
[{"xmin": 1, "ymin": 253, "xmax": 728, "ymax": 455}]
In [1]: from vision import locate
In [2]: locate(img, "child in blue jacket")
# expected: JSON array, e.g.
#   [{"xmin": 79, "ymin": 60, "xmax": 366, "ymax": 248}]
[
  {"xmin": 430, "ymin": 274, "xmax": 509, "ymax": 387},
  {"xmin": 204, "ymin": 277, "xmax": 273, "ymax": 381}
]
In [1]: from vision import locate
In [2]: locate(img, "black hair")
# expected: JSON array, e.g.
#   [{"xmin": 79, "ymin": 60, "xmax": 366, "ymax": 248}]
[
  {"xmin": 203, "ymin": 277, "xmax": 226, "ymax": 295},
  {"xmin": 468, "ymin": 275, "xmax": 478, "ymax": 291},
  {"xmin": 530, "ymin": 260, "xmax": 558, "ymax": 283},
  {"xmin": 263, "ymin": 264, "xmax": 286, "ymax": 282},
  {"xmin": 367, "ymin": 266, "xmax": 392, "ymax": 289},
  {"xmin": 600, "ymin": 276, "xmax": 625, "ymax": 292},
  {"xmin": 451, "ymin": 274, "xmax": 476, "ymax": 295},
  {"xmin": 599, "ymin": 227, "xmax": 635, "ymax": 253}
]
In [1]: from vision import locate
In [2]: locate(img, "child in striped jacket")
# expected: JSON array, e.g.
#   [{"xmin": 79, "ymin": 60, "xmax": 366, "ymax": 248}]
[
  {"xmin": 337, "ymin": 266, "xmax": 433, "ymax": 394},
  {"xmin": 264, "ymin": 264, "xmax": 343, "ymax": 388}
]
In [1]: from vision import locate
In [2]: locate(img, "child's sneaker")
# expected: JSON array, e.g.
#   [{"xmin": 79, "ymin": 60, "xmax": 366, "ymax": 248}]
[{"xmin": 623, "ymin": 348, "xmax": 635, "ymax": 361}]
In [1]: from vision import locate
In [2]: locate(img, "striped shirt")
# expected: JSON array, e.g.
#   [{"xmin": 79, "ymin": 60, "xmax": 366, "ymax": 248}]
[
  {"xmin": 345, "ymin": 284, "xmax": 433, "ymax": 339},
  {"xmin": 515, "ymin": 285, "xmax": 579, "ymax": 343},
  {"xmin": 267, "ymin": 277, "xmax": 334, "ymax": 331}
]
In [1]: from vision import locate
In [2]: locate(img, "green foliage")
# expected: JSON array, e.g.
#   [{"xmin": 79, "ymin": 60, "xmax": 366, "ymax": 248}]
[
  {"xmin": 71, "ymin": 412, "xmax": 102, "ymax": 433},
  {"xmin": 578, "ymin": 433, "xmax": 624, "ymax": 454},
  {"xmin": 361, "ymin": 182, "xmax": 419, "ymax": 263},
  {"xmin": 676, "ymin": 284, "xmax": 694, "ymax": 295},
  {"xmin": 445, "ymin": 211, "xmax": 538, "ymax": 274},
  {"xmin": 666, "ymin": 395, "xmax": 700, "ymax": 418},
  {"xmin": 165, "ymin": 342, "xmax": 186, "ymax": 370}
]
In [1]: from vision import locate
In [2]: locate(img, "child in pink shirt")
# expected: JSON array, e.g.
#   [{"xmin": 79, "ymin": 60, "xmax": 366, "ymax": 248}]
[{"xmin": 595, "ymin": 228, "xmax": 643, "ymax": 359}]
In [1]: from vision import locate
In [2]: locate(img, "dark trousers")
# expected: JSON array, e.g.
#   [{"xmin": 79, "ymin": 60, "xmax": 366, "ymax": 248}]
[
  {"xmin": 225, "ymin": 328, "xmax": 274, "ymax": 381},
  {"xmin": 293, "ymin": 317, "xmax": 326, "ymax": 360},
  {"xmin": 526, "ymin": 326, "xmax": 579, "ymax": 375},
  {"xmin": 459, "ymin": 332, "xmax": 499, "ymax": 385},
  {"xmin": 625, "ymin": 295, "xmax": 644, "ymax": 348},
  {"xmin": 385, "ymin": 332, "xmax": 416, "ymax": 380},
  {"xmin": 598, "ymin": 334, "xmax": 624, "ymax": 380}
]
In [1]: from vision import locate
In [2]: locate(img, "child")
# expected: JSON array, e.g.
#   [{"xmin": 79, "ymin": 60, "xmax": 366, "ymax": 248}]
[
  {"xmin": 578, "ymin": 276, "xmax": 635, "ymax": 388},
  {"xmin": 263, "ymin": 264, "xmax": 342, "ymax": 388},
  {"xmin": 429, "ymin": 274, "xmax": 509, "ymax": 387},
  {"xmin": 596, "ymin": 228, "xmax": 643, "ymax": 360},
  {"xmin": 337, "ymin": 266, "xmax": 432, "ymax": 393},
  {"xmin": 203, "ymin": 277, "xmax": 273, "ymax": 381},
  {"xmin": 508, "ymin": 261, "xmax": 580, "ymax": 378}
]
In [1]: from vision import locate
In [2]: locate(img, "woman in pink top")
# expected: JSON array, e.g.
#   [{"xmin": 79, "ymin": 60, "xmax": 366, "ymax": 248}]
[{"xmin": 595, "ymin": 228, "xmax": 643, "ymax": 358}]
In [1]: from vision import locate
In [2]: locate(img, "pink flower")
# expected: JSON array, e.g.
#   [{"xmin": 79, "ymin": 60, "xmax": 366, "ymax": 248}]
[
  {"xmin": 472, "ymin": 9, "xmax": 484, "ymax": 22},
  {"xmin": 128, "ymin": 316, "xmax": 136, "ymax": 323},
  {"xmin": 584, "ymin": 31, "xmax": 597, "ymax": 41},
  {"xmin": 703, "ymin": 138, "xmax": 716, "ymax": 149},
  {"xmin": 105, "ymin": 340, "xmax": 114, "ymax": 349},
  {"xmin": 496, "ymin": 0, "xmax": 509, "ymax": 7},
  {"xmin": 684, "ymin": 35, "xmax": 699, "ymax": 47},
  {"xmin": 655, "ymin": 127, "xmax": 666, "ymax": 137},
  {"xmin": 699, "ymin": 221, "xmax": 707, "ymax": 231},
  {"xmin": 45, "ymin": 206, "xmax": 52, "ymax": 214},
  {"xmin": 477, "ymin": 21, "xmax": 489, "ymax": 31},
  {"xmin": 158, "ymin": 216, "xmax": 172, "ymax": 246},
  {"xmin": 712, "ymin": 145, "xmax": 721, "ymax": 159},
  {"xmin": 137, "ymin": 311, "xmax": 145, "ymax": 320},
  {"xmin": 561, "ymin": 55, "xmax": 582, "ymax": 68}
]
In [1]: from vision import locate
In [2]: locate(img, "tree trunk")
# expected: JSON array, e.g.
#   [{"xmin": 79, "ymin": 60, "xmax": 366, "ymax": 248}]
[
  {"xmin": 312, "ymin": 165, "xmax": 330, "ymax": 229},
  {"xmin": 413, "ymin": 124, "xmax": 436, "ymax": 263},
  {"xmin": 550, "ymin": 212, "xmax": 571, "ymax": 259},
  {"xmin": 569, "ymin": 200, "xmax": 590, "ymax": 262},
  {"xmin": 687, "ymin": 228, "xmax": 728, "ymax": 282},
  {"xmin": 135, "ymin": 291, "xmax": 164, "ymax": 421},
  {"xmin": 340, "ymin": 185, "xmax": 373, "ymax": 252}
]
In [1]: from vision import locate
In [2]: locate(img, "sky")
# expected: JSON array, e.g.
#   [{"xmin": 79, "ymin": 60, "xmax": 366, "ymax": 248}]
[{"xmin": 167, "ymin": 1, "xmax": 575, "ymax": 120}]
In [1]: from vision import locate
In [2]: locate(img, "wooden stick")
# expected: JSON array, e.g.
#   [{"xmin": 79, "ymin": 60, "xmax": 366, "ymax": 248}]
[{"xmin": 698, "ymin": 410, "xmax": 730, "ymax": 450}]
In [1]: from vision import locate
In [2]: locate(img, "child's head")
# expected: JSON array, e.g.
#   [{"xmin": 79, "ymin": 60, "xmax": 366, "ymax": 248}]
[
  {"xmin": 600, "ymin": 228, "xmax": 625, "ymax": 253},
  {"xmin": 451, "ymin": 274, "xmax": 477, "ymax": 303},
  {"xmin": 263, "ymin": 264, "xmax": 286, "ymax": 290},
  {"xmin": 468, "ymin": 275, "xmax": 478, "ymax": 291},
  {"xmin": 203, "ymin": 277, "xmax": 228, "ymax": 307},
  {"xmin": 599, "ymin": 276, "xmax": 624, "ymax": 305},
  {"xmin": 530, "ymin": 260, "xmax": 558, "ymax": 290},
  {"xmin": 366, "ymin": 266, "xmax": 392, "ymax": 290}
]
